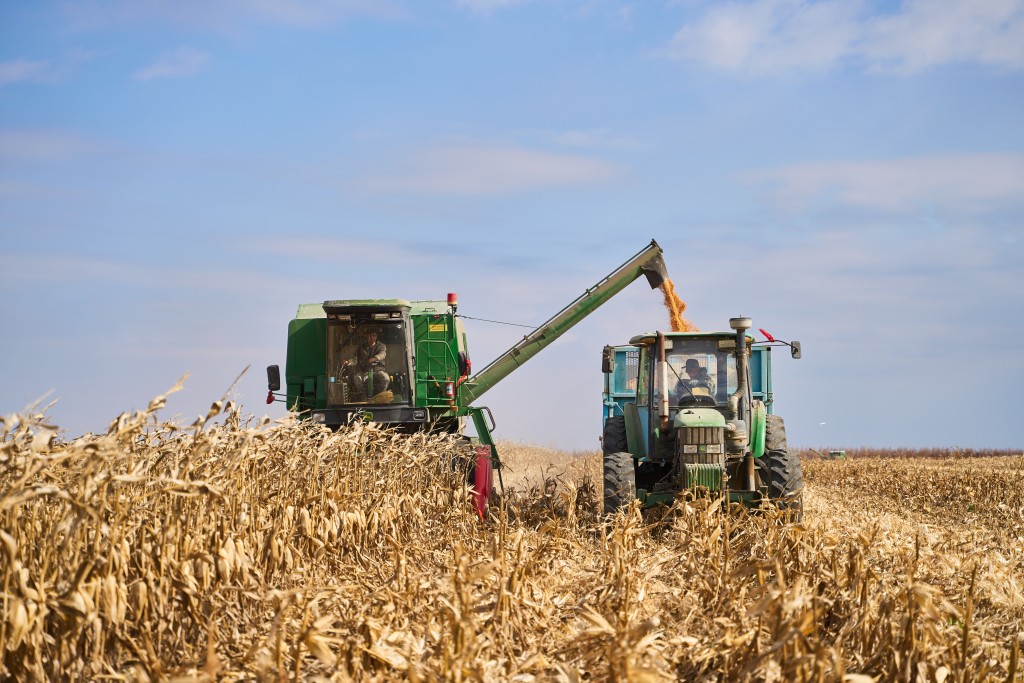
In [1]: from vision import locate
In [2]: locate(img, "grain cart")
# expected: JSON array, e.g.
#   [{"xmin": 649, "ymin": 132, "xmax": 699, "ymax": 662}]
[
  {"xmin": 266, "ymin": 240, "xmax": 669, "ymax": 514},
  {"xmin": 600, "ymin": 317, "xmax": 803, "ymax": 518}
]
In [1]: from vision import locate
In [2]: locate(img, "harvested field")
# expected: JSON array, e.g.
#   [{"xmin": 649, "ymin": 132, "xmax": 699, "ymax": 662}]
[{"xmin": 2, "ymin": 392, "xmax": 1023, "ymax": 681}]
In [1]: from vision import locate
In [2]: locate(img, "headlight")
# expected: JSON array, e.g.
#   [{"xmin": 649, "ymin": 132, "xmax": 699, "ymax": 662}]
[{"xmin": 311, "ymin": 412, "xmax": 326, "ymax": 423}]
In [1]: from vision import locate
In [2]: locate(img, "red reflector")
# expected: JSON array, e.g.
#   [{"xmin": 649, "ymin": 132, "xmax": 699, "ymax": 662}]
[
  {"xmin": 266, "ymin": 390, "xmax": 274, "ymax": 405},
  {"xmin": 472, "ymin": 445, "xmax": 494, "ymax": 520},
  {"xmin": 758, "ymin": 328, "xmax": 776, "ymax": 342}
]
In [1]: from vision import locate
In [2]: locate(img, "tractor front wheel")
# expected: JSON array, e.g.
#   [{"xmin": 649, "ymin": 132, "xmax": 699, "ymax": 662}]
[
  {"xmin": 757, "ymin": 414, "xmax": 804, "ymax": 522},
  {"xmin": 602, "ymin": 415, "xmax": 627, "ymax": 455},
  {"xmin": 603, "ymin": 450, "xmax": 636, "ymax": 514}
]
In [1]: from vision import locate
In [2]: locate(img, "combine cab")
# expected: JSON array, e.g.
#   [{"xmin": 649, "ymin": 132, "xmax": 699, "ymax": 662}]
[
  {"xmin": 269, "ymin": 297, "xmax": 472, "ymax": 433},
  {"xmin": 601, "ymin": 317, "xmax": 804, "ymax": 518}
]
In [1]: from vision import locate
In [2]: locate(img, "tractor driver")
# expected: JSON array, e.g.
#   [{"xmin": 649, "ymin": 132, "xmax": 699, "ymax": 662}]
[
  {"xmin": 675, "ymin": 358, "xmax": 715, "ymax": 404},
  {"xmin": 344, "ymin": 327, "xmax": 390, "ymax": 400}
]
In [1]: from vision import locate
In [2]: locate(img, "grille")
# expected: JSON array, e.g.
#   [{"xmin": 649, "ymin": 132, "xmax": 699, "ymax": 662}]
[{"xmin": 676, "ymin": 426, "xmax": 726, "ymax": 466}]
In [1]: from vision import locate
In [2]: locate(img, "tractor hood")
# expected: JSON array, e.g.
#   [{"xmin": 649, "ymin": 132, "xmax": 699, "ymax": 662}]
[{"xmin": 674, "ymin": 407, "xmax": 726, "ymax": 429}]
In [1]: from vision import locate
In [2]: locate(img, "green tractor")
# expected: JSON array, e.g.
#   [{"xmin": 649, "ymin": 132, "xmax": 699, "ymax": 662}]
[{"xmin": 600, "ymin": 317, "xmax": 803, "ymax": 518}]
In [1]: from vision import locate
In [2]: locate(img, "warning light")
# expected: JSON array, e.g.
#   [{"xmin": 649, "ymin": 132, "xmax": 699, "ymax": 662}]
[
  {"xmin": 447, "ymin": 292, "xmax": 458, "ymax": 312},
  {"xmin": 266, "ymin": 391, "xmax": 275, "ymax": 405}
]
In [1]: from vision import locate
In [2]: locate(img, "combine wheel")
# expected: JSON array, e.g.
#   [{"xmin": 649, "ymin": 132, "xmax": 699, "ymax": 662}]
[
  {"xmin": 603, "ymin": 451, "xmax": 636, "ymax": 514},
  {"xmin": 757, "ymin": 414, "xmax": 804, "ymax": 522},
  {"xmin": 602, "ymin": 415, "xmax": 627, "ymax": 455}
]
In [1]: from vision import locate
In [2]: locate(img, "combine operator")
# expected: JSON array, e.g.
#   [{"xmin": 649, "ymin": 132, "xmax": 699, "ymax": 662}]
[{"xmin": 343, "ymin": 327, "xmax": 390, "ymax": 400}]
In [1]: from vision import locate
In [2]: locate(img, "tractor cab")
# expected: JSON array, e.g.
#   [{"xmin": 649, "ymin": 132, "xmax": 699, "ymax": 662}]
[
  {"xmin": 627, "ymin": 330, "xmax": 751, "ymax": 455},
  {"xmin": 601, "ymin": 317, "xmax": 803, "ymax": 516},
  {"xmin": 665, "ymin": 337, "xmax": 739, "ymax": 409}
]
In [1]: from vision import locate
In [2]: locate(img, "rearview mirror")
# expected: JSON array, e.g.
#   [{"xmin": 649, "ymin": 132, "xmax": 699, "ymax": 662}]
[
  {"xmin": 267, "ymin": 365, "xmax": 281, "ymax": 391},
  {"xmin": 601, "ymin": 346, "xmax": 614, "ymax": 374},
  {"xmin": 790, "ymin": 342, "xmax": 802, "ymax": 359}
]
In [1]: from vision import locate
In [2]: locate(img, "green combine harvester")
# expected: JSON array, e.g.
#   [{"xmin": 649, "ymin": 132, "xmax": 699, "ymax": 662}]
[
  {"xmin": 600, "ymin": 317, "xmax": 804, "ymax": 518},
  {"xmin": 267, "ymin": 240, "xmax": 669, "ymax": 516}
]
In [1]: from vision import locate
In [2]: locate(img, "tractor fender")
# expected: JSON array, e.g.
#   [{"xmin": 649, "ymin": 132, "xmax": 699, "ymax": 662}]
[
  {"xmin": 750, "ymin": 401, "xmax": 767, "ymax": 458},
  {"xmin": 623, "ymin": 402, "xmax": 647, "ymax": 458}
]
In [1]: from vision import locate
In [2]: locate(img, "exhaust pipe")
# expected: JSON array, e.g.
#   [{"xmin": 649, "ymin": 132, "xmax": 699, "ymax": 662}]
[
  {"xmin": 657, "ymin": 332, "xmax": 669, "ymax": 430},
  {"xmin": 728, "ymin": 317, "xmax": 755, "ymax": 489},
  {"xmin": 728, "ymin": 316, "xmax": 751, "ymax": 422}
]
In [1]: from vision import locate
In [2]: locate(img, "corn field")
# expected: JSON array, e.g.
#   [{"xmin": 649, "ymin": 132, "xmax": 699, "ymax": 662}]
[{"xmin": 2, "ymin": 388, "xmax": 1022, "ymax": 681}]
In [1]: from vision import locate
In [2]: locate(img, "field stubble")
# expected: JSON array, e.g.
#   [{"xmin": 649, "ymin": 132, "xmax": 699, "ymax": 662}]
[{"xmin": 2, "ymin": 388, "xmax": 1023, "ymax": 681}]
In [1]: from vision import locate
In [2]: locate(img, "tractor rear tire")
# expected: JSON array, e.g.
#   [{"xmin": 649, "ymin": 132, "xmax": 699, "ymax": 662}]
[
  {"xmin": 603, "ymin": 450, "xmax": 636, "ymax": 514},
  {"xmin": 602, "ymin": 416, "xmax": 628, "ymax": 456},
  {"xmin": 758, "ymin": 414, "xmax": 804, "ymax": 522}
]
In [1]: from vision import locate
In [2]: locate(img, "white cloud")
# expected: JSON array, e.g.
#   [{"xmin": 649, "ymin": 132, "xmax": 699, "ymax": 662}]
[
  {"xmin": 132, "ymin": 46, "xmax": 210, "ymax": 81},
  {"xmin": 867, "ymin": 0, "xmax": 1024, "ymax": 73},
  {"xmin": 668, "ymin": 0, "xmax": 863, "ymax": 75},
  {"xmin": 747, "ymin": 153, "xmax": 1024, "ymax": 212},
  {"xmin": 0, "ymin": 59, "xmax": 51, "ymax": 85},
  {"xmin": 361, "ymin": 143, "xmax": 617, "ymax": 195},
  {"xmin": 667, "ymin": 0, "xmax": 1024, "ymax": 75}
]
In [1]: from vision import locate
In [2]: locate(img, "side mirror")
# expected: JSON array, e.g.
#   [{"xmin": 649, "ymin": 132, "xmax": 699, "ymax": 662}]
[
  {"xmin": 267, "ymin": 365, "xmax": 281, "ymax": 391},
  {"xmin": 601, "ymin": 346, "xmax": 614, "ymax": 374},
  {"xmin": 790, "ymin": 341, "xmax": 802, "ymax": 360}
]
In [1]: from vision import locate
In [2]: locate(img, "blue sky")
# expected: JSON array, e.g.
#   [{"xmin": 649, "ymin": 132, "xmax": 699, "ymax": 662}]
[{"xmin": 2, "ymin": 0, "xmax": 1022, "ymax": 451}]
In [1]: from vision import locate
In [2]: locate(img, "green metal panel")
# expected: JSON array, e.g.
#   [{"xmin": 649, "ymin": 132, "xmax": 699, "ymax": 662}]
[
  {"xmin": 285, "ymin": 317, "xmax": 327, "ymax": 411},
  {"xmin": 623, "ymin": 402, "xmax": 647, "ymax": 458},
  {"xmin": 412, "ymin": 311, "xmax": 460, "ymax": 407},
  {"xmin": 673, "ymin": 407, "xmax": 726, "ymax": 429},
  {"xmin": 684, "ymin": 464, "xmax": 725, "ymax": 490},
  {"xmin": 750, "ymin": 401, "xmax": 766, "ymax": 458},
  {"xmin": 316, "ymin": 375, "xmax": 326, "ymax": 404},
  {"xmin": 468, "ymin": 406, "xmax": 502, "ymax": 466}
]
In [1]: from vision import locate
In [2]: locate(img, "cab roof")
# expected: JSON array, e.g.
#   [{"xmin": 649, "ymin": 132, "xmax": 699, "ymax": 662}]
[
  {"xmin": 295, "ymin": 299, "xmax": 452, "ymax": 319},
  {"xmin": 627, "ymin": 331, "xmax": 753, "ymax": 346}
]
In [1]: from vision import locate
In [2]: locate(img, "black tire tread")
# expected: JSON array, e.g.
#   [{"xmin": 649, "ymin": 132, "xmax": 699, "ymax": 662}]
[
  {"xmin": 759, "ymin": 414, "xmax": 804, "ymax": 521},
  {"xmin": 603, "ymin": 451, "xmax": 636, "ymax": 514},
  {"xmin": 602, "ymin": 416, "xmax": 627, "ymax": 456}
]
